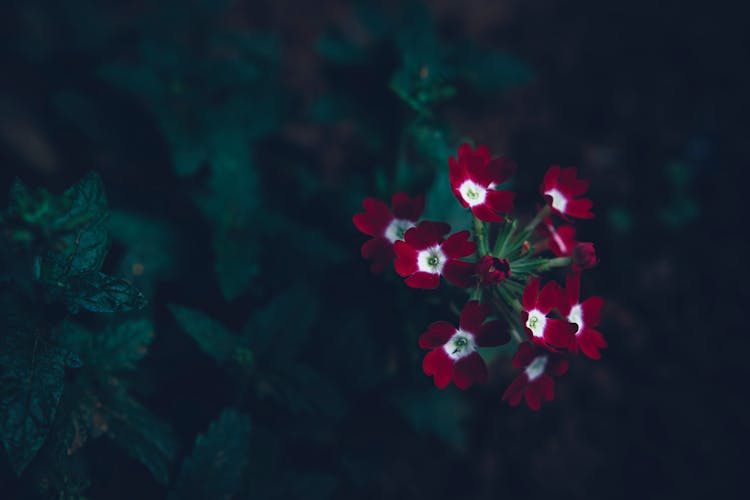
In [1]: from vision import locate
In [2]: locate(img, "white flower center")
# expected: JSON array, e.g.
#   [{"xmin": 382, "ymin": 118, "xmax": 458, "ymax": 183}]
[
  {"xmin": 567, "ymin": 303, "xmax": 583, "ymax": 335},
  {"xmin": 525, "ymin": 309, "xmax": 547, "ymax": 338},
  {"xmin": 417, "ymin": 245, "xmax": 446, "ymax": 274},
  {"xmin": 545, "ymin": 188, "xmax": 568, "ymax": 213},
  {"xmin": 443, "ymin": 329, "xmax": 476, "ymax": 361},
  {"xmin": 459, "ymin": 180, "xmax": 488, "ymax": 207},
  {"xmin": 384, "ymin": 218, "xmax": 416, "ymax": 244},
  {"xmin": 525, "ymin": 355, "xmax": 548, "ymax": 381}
]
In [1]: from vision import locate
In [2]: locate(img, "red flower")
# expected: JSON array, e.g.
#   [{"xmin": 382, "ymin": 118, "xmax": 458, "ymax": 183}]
[
  {"xmin": 475, "ymin": 255, "xmax": 511, "ymax": 287},
  {"xmin": 559, "ymin": 273, "xmax": 607, "ymax": 359},
  {"xmin": 502, "ymin": 342, "xmax": 569, "ymax": 410},
  {"xmin": 353, "ymin": 193, "xmax": 425, "ymax": 273},
  {"xmin": 572, "ymin": 242, "xmax": 598, "ymax": 270},
  {"xmin": 521, "ymin": 277, "xmax": 578, "ymax": 349},
  {"xmin": 420, "ymin": 301, "xmax": 510, "ymax": 389},
  {"xmin": 538, "ymin": 216, "xmax": 577, "ymax": 257},
  {"xmin": 393, "ymin": 221, "xmax": 476, "ymax": 289},
  {"xmin": 449, "ymin": 143, "xmax": 516, "ymax": 222},
  {"xmin": 541, "ymin": 166, "xmax": 594, "ymax": 219}
]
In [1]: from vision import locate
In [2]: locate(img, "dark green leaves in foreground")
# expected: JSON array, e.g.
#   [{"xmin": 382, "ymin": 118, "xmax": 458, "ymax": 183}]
[
  {"xmin": 0, "ymin": 327, "xmax": 80, "ymax": 475},
  {"xmin": 170, "ymin": 409, "xmax": 251, "ymax": 500},
  {"xmin": 2, "ymin": 172, "xmax": 146, "ymax": 313}
]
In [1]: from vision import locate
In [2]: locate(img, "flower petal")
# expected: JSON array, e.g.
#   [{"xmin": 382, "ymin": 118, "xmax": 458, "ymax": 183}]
[
  {"xmin": 422, "ymin": 348, "xmax": 454, "ymax": 388},
  {"xmin": 476, "ymin": 320, "xmax": 510, "ymax": 347},
  {"xmin": 459, "ymin": 300, "xmax": 488, "ymax": 334},
  {"xmin": 581, "ymin": 296, "xmax": 604, "ymax": 326},
  {"xmin": 441, "ymin": 231, "xmax": 476, "ymax": 258},
  {"xmin": 522, "ymin": 277, "xmax": 541, "ymax": 311},
  {"xmin": 472, "ymin": 204, "xmax": 505, "ymax": 222},
  {"xmin": 485, "ymin": 189, "xmax": 515, "ymax": 214},
  {"xmin": 393, "ymin": 241, "xmax": 417, "ymax": 276},
  {"xmin": 537, "ymin": 281, "xmax": 562, "ymax": 314},
  {"xmin": 361, "ymin": 238, "xmax": 393, "ymax": 274},
  {"xmin": 511, "ymin": 342, "xmax": 536, "ymax": 369},
  {"xmin": 453, "ymin": 352, "xmax": 487, "ymax": 389},
  {"xmin": 419, "ymin": 321, "xmax": 456, "ymax": 348},
  {"xmin": 404, "ymin": 221, "xmax": 451, "ymax": 249},
  {"xmin": 391, "ymin": 192, "xmax": 425, "ymax": 221},
  {"xmin": 543, "ymin": 318, "xmax": 577, "ymax": 348},
  {"xmin": 405, "ymin": 272, "xmax": 441, "ymax": 289},
  {"xmin": 442, "ymin": 260, "xmax": 476, "ymax": 288}
]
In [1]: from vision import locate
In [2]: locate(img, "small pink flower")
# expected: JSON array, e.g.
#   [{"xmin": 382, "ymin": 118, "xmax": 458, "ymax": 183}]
[
  {"xmin": 541, "ymin": 166, "xmax": 594, "ymax": 219},
  {"xmin": 475, "ymin": 255, "xmax": 511, "ymax": 287},
  {"xmin": 420, "ymin": 301, "xmax": 510, "ymax": 389},
  {"xmin": 353, "ymin": 193, "xmax": 425, "ymax": 273},
  {"xmin": 502, "ymin": 342, "xmax": 569, "ymax": 410},
  {"xmin": 521, "ymin": 277, "xmax": 578, "ymax": 350},
  {"xmin": 393, "ymin": 221, "xmax": 476, "ymax": 289},
  {"xmin": 572, "ymin": 242, "xmax": 598, "ymax": 270},
  {"xmin": 449, "ymin": 143, "xmax": 516, "ymax": 222},
  {"xmin": 559, "ymin": 272, "xmax": 607, "ymax": 359}
]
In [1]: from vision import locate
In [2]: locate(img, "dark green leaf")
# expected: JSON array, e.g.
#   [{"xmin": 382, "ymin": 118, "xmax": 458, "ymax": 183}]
[
  {"xmin": 170, "ymin": 409, "xmax": 251, "ymax": 500},
  {"xmin": 103, "ymin": 391, "xmax": 178, "ymax": 485},
  {"xmin": 168, "ymin": 304, "xmax": 239, "ymax": 365},
  {"xmin": 46, "ymin": 272, "xmax": 147, "ymax": 313},
  {"xmin": 0, "ymin": 330, "xmax": 79, "ymax": 475}
]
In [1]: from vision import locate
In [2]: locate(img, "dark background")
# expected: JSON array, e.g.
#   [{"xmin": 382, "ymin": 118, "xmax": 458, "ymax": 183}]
[{"xmin": 1, "ymin": 0, "xmax": 747, "ymax": 499}]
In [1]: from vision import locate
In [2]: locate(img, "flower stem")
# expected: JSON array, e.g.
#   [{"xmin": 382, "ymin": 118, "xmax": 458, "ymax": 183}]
[
  {"xmin": 473, "ymin": 216, "xmax": 490, "ymax": 256},
  {"xmin": 522, "ymin": 204, "xmax": 551, "ymax": 236},
  {"xmin": 538, "ymin": 256, "xmax": 572, "ymax": 271}
]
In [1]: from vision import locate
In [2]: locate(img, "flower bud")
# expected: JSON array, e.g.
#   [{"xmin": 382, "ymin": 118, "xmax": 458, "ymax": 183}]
[
  {"xmin": 572, "ymin": 242, "xmax": 598, "ymax": 270},
  {"xmin": 476, "ymin": 255, "xmax": 511, "ymax": 286}
]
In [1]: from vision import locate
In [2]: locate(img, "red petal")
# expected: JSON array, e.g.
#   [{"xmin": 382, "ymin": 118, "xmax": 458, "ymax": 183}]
[
  {"xmin": 537, "ymin": 281, "xmax": 562, "ymax": 314},
  {"xmin": 476, "ymin": 320, "xmax": 510, "ymax": 347},
  {"xmin": 453, "ymin": 352, "xmax": 487, "ymax": 389},
  {"xmin": 549, "ymin": 224, "xmax": 576, "ymax": 257},
  {"xmin": 485, "ymin": 189, "xmax": 515, "ymax": 214},
  {"xmin": 511, "ymin": 342, "xmax": 536, "ymax": 368},
  {"xmin": 360, "ymin": 238, "xmax": 393, "ymax": 274},
  {"xmin": 419, "ymin": 321, "xmax": 456, "ymax": 348},
  {"xmin": 543, "ymin": 319, "xmax": 577, "ymax": 348},
  {"xmin": 393, "ymin": 241, "xmax": 417, "ymax": 276},
  {"xmin": 502, "ymin": 375, "xmax": 527, "ymax": 406},
  {"xmin": 391, "ymin": 192, "xmax": 425, "ymax": 221},
  {"xmin": 582, "ymin": 296, "xmax": 604, "ymax": 326},
  {"xmin": 459, "ymin": 300, "xmax": 487, "ymax": 333},
  {"xmin": 524, "ymin": 381, "xmax": 542, "ymax": 410},
  {"xmin": 578, "ymin": 328, "xmax": 607, "ymax": 359},
  {"xmin": 565, "ymin": 272, "xmax": 581, "ymax": 308},
  {"xmin": 549, "ymin": 357, "xmax": 569, "ymax": 376},
  {"xmin": 487, "ymin": 158, "xmax": 516, "ymax": 185},
  {"xmin": 541, "ymin": 165, "xmax": 560, "ymax": 193},
  {"xmin": 566, "ymin": 198, "xmax": 594, "ymax": 219},
  {"xmin": 404, "ymin": 221, "xmax": 451, "ymax": 249},
  {"xmin": 405, "ymin": 272, "xmax": 441, "ymax": 289},
  {"xmin": 522, "ymin": 277, "xmax": 541, "ymax": 311},
  {"xmin": 422, "ymin": 349, "xmax": 454, "ymax": 389},
  {"xmin": 537, "ymin": 374, "xmax": 555, "ymax": 402},
  {"xmin": 441, "ymin": 231, "xmax": 476, "ymax": 258},
  {"xmin": 442, "ymin": 260, "xmax": 476, "ymax": 288},
  {"xmin": 472, "ymin": 204, "xmax": 505, "ymax": 222}
]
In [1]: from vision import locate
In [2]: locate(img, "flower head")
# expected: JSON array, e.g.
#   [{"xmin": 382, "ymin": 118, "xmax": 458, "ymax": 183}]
[
  {"xmin": 420, "ymin": 301, "xmax": 510, "ymax": 389},
  {"xmin": 502, "ymin": 342, "xmax": 569, "ymax": 410},
  {"xmin": 353, "ymin": 193, "xmax": 425, "ymax": 273},
  {"xmin": 475, "ymin": 255, "xmax": 511, "ymax": 287},
  {"xmin": 541, "ymin": 166, "xmax": 594, "ymax": 219},
  {"xmin": 521, "ymin": 277, "xmax": 578, "ymax": 349},
  {"xmin": 393, "ymin": 221, "xmax": 476, "ymax": 289},
  {"xmin": 449, "ymin": 143, "xmax": 516, "ymax": 222},
  {"xmin": 559, "ymin": 272, "xmax": 607, "ymax": 359}
]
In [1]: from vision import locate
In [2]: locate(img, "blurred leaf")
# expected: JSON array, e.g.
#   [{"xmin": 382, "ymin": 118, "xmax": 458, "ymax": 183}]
[
  {"xmin": 393, "ymin": 388, "xmax": 469, "ymax": 450},
  {"xmin": 168, "ymin": 304, "xmax": 239, "ymax": 365},
  {"xmin": 0, "ymin": 328, "xmax": 80, "ymax": 475},
  {"xmin": 102, "ymin": 390, "xmax": 178, "ymax": 485},
  {"xmin": 244, "ymin": 286, "xmax": 318, "ymax": 363},
  {"xmin": 170, "ymin": 409, "xmax": 251, "ymax": 500}
]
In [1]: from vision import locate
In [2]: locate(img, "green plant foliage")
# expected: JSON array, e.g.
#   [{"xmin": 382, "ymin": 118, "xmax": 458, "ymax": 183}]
[
  {"xmin": 170, "ymin": 409, "xmax": 251, "ymax": 500},
  {"xmin": 168, "ymin": 304, "xmax": 239, "ymax": 366},
  {"xmin": 0, "ymin": 327, "xmax": 80, "ymax": 475}
]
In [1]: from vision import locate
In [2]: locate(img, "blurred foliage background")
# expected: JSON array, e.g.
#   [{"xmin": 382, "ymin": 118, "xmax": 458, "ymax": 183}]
[{"xmin": 0, "ymin": 0, "xmax": 746, "ymax": 499}]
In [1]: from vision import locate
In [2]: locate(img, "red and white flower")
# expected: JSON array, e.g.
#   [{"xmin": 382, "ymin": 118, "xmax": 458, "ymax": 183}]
[
  {"xmin": 475, "ymin": 255, "xmax": 511, "ymax": 287},
  {"xmin": 537, "ymin": 216, "xmax": 577, "ymax": 257},
  {"xmin": 393, "ymin": 221, "xmax": 476, "ymax": 289},
  {"xmin": 502, "ymin": 342, "xmax": 569, "ymax": 410},
  {"xmin": 353, "ymin": 192, "xmax": 425, "ymax": 273},
  {"xmin": 559, "ymin": 272, "xmax": 607, "ymax": 359},
  {"xmin": 420, "ymin": 301, "xmax": 509, "ymax": 389},
  {"xmin": 449, "ymin": 143, "xmax": 516, "ymax": 222},
  {"xmin": 521, "ymin": 277, "xmax": 578, "ymax": 349},
  {"xmin": 541, "ymin": 165, "xmax": 594, "ymax": 219}
]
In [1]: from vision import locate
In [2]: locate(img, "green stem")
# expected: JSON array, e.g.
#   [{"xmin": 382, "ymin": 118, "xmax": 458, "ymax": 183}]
[
  {"xmin": 538, "ymin": 256, "xmax": 572, "ymax": 271},
  {"xmin": 473, "ymin": 216, "xmax": 490, "ymax": 256},
  {"xmin": 521, "ymin": 204, "xmax": 551, "ymax": 236},
  {"xmin": 493, "ymin": 218, "xmax": 518, "ymax": 258}
]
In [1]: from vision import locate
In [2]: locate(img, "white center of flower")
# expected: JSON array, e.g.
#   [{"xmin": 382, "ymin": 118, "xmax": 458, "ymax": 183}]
[
  {"xmin": 525, "ymin": 355, "xmax": 548, "ymax": 381},
  {"xmin": 567, "ymin": 303, "xmax": 583, "ymax": 335},
  {"xmin": 459, "ymin": 180, "xmax": 488, "ymax": 207},
  {"xmin": 545, "ymin": 188, "xmax": 568, "ymax": 213},
  {"xmin": 417, "ymin": 245, "xmax": 446, "ymax": 274},
  {"xmin": 384, "ymin": 218, "xmax": 416, "ymax": 244},
  {"xmin": 443, "ymin": 329, "xmax": 477, "ymax": 360},
  {"xmin": 525, "ymin": 309, "xmax": 547, "ymax": 338}
]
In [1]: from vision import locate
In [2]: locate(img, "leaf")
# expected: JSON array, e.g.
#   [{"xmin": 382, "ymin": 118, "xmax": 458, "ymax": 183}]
[
  {"xmin": 168, "ymin": 304, "xmax": 239, "ymax": 365},
  {"xmin": 102, "ymin": 391, "xmax": 178, "ymax": 485},
  {"xmin": 392, "ymin": 388, "xmax": 470, "ymax": 450},
  {"xmin": 243, "ymin": 286, "xmax": 318, "ymax": 363},
  {"xmin": 46, "ymin": 272, "xmax": 147, "ymax": 313},
  {"xmin": 0, "ymin": 330, "xmax": 80, "ymax": 475},
  {"xmin": 170, "ymin": 409, "xmax": 251, "ymax": 500}
]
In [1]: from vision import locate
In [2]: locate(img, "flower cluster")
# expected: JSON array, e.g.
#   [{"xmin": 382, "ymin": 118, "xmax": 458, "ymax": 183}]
[{"xmin": 354, "ymin": 143, "xmax": 607, "ymax": 410}]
